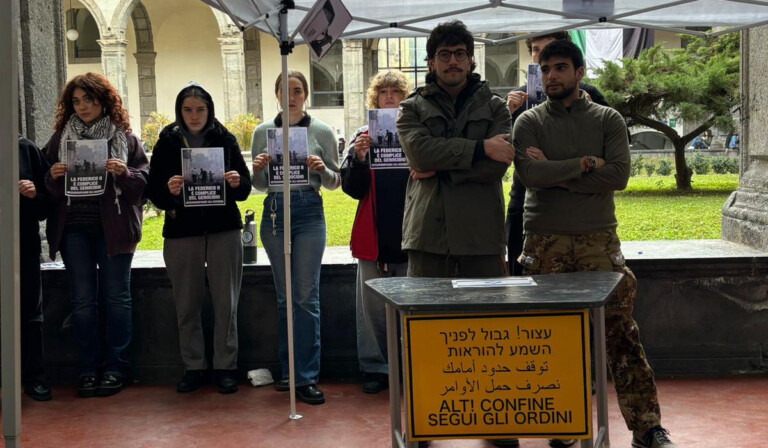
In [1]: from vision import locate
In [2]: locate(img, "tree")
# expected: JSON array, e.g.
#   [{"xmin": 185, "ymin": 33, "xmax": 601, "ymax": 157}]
[{"xmin": 594, "ymin": 32, "xmax": 740, "ymax": 190}]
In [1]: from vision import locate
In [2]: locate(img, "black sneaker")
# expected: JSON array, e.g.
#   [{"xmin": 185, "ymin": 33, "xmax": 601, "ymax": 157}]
[
  {"xmin": 215, "ymin": 370, "xmax": 239, "ymax": 394},
  {"xmin": 96, "ymin": 372, "xmax": 124, "ymax": 397},
  {"xmin": 549, "ymin": 439, "xmax": 576, "ymax": 447},
  {"xmin": 77, "ymin": 375, "xmax": 98, "ymax": 398},
  {"xmin": 361, "ymin": 373, "xmax": 388, "ymax": 394},
  {"xmin": 275, "ymin": 378, "xmax": 289, "ymax": 392},
  {"xmin": 296, "ymin": 384, "xmax": 325, "ymax": 405},
  {"xmin": 177, "ymin": 370, "xmax": 206, "ymax": 393},
  {"xmin": 491, "ymin": 439, "xmax": 519, "ymax": 447},
  {"xmin": 632, "ymin": 426, "xmax": 677, "ymax": 448},
  {"xmin": 24, "ymin": 380, "xmax": 52, "ymax": 401}
]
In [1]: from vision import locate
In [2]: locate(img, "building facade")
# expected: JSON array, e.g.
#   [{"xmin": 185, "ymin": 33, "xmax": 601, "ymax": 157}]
[{"xmin": 62, "ymin": 0, "xmax": 681, "ymax": 143}]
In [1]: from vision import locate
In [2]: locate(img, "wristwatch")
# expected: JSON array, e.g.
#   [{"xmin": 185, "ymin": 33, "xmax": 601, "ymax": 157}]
[{"xmin": 586, "ymin": 155, "xmax": 597, "ymax": 172}]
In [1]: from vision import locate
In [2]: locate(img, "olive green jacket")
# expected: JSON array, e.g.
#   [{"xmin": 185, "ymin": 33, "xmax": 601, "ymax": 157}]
[{"xmin": 396, "ymin": 76, "xmax": 512, "ymax": 256}]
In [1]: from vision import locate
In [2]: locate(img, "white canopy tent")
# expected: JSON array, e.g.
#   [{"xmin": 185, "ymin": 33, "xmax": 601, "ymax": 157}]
[
  {"xmin": 2, "ymin": 0, "xmax": 768, "ymax": 445},
  {"xmin": 202, "ymin": 0, "xmax": 768, "ymax": 42}
]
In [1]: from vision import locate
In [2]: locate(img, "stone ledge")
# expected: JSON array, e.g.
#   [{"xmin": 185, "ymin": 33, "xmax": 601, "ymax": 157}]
[
  {"xmin": 39, "ymin": 239, "xmax": 768, "ymax": 271},
  {"xmin": 35, "ymin": 239, "xmax": 768, "ymax": 381}
]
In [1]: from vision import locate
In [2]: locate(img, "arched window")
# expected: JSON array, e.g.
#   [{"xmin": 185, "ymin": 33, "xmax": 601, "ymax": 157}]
[
  {"xmin": 310, "ymin": 42, "xmax": 344, "ymax": 107},
  {"xmin": 376, "ymin": 37, "xmax": 428, "ymax": 89},
  {"xmin": 66, "ymin": 6, "xmax": 101, "ymax": 64},
  {"xmin": 485, "ymin": 34, "xmax": 519, "ymax": 97}
]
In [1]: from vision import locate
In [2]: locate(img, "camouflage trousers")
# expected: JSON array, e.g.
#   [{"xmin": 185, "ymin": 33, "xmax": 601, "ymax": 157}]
[{"xmin": 519, "ymin": 230, "xmax": 661, "ymax": 432}]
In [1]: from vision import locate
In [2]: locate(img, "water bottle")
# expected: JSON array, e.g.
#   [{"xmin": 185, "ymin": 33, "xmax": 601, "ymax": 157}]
[{"xmin": 243, "ymin": 209, "xmax": 257, "ymax": 264}]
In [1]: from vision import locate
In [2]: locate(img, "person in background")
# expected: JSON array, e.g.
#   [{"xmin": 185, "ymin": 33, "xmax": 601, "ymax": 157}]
[
  {"xmin": 727, "ymin": 132, "xmax": 739, "ymax": 154},
  {"xmin": 251, "ymin": 70, "xmax": 341, "ymax": 405},
  {"xmin": 146, "ymin": 82, "xmax": 251, "ymax": 395},
  {"xmin": 18, "ymin": 135, "xmax": 52, "ymax": 401},
  {"xmin": 43, "ymin": 72, "xmax": 148, "ymax": 398},
  {"xmin": 340, "ymin": 69, "xmax": 411, "ymax": 394}
]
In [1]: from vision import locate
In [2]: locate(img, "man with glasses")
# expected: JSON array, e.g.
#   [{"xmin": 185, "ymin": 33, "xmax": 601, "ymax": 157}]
[{"xmin": 396, "ymin": 20, "xmax": 513, "ymax": 279}]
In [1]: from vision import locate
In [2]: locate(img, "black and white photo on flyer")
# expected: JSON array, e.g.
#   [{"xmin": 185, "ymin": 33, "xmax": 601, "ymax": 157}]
[
  {"xmin": 181, "ymin": 146, "xmax": 226, "ymax": 207},
  {"xmin": 65, "ymin": 139, "xmax": 108, "ymax": 197}
]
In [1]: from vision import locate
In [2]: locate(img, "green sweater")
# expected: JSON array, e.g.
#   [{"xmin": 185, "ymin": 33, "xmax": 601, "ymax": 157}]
[
  {"xmin": 250, "ymin": 116, "xmax": 340, "ymax": 193},
  {"xmin": 512, "ymin": 95, "xmax": 630, "ymax": 234}
]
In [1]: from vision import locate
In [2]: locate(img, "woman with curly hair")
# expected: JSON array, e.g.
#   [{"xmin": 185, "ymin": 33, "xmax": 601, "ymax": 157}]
[
  {"xmin": 339, "ymin": 69, "xmax": 411, "ymax": 394},
  {"xmin": 43, "ymin": 73, "xmax": 148, "ymax": 398}
]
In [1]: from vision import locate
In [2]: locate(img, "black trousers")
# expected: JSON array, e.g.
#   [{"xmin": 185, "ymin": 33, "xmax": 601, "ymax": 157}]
[
  {"xmin": 506, "ymin": 174, "xmax": 526, "ymax": 276},
  {"xmin": 20, "ymin": 238, "xmax": 45, "ymax": 384}
]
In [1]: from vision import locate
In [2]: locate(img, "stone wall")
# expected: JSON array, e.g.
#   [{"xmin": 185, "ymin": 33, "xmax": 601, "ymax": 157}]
[
  {"xmin": 36, "ymin": 242, "xmax": 768, "ymax": 383},
  {"xmin": 17, "ymin": 0, "xmax": 66, "ymax": 144}
]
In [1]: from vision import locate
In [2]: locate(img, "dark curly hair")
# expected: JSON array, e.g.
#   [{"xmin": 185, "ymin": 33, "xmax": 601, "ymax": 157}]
[
  {"xmin": 53, "ymin": 72, "xmax": 131, "ymax": 132},
  {"xmin": 539, "ymin": 39, "xmax": 585, "ymax": 71},
  {"xmin": 425, "ymin": 20, "xmax": 477, "ymax": 83}
]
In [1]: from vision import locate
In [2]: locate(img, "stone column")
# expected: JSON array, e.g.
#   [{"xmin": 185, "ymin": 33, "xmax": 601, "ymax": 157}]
[
  {"xmin": 244, "ymin": 29, "xmax": 263, "ymax": 119},
  {"xmin": 343, "ymin": 39, "xmax": 366, "ymax": 138},
  {"xmin": 17, "ymin": 0, "xmax": 66, "ymax": 143},
  {"xmin": 217, "ymin": 28, "xmax": 247, "ymax": 122},
  {"xmin": 99, "ymin": 34, "xmax": 129, "ymax": 111},
  {"xmin": 721, "ymin": 27, "xmax": 768, "ymax": 250},
  {"xmin": 133, "ymin": 50, "xmax": 157, "ymax": 127},
  {"xmin": 474, "ymin": 41, "xmax": 486, "ymax": 80}
]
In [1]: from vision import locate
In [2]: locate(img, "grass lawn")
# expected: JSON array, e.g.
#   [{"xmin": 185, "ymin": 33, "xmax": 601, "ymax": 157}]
[{"xmin": 137, "ymin": 174, "xmax": 739, "ymax": 251}]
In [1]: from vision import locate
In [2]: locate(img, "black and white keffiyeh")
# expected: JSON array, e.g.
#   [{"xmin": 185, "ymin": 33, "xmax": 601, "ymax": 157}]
[
  {"xmin": 58, "ymin": 113, "xmax": 128, "ymax": 162},
  {"xmin": 59, "ymin": 113, "xmax": 129, "ymax": 210}
]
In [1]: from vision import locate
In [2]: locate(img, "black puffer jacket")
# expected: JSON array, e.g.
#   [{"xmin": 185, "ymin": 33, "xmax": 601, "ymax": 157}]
[{"xmin": 146, "ymin": 121, "xmax": 252, "ymax": 238}]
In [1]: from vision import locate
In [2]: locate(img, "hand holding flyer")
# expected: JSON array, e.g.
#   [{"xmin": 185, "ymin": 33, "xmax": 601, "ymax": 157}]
[
  {"xmin": 50, "ymin": 162, "xmax": 67, "ymax": 180},
  {"xmin": 167, "ymin": 175, "xmax": 183, "ymax": 196}
]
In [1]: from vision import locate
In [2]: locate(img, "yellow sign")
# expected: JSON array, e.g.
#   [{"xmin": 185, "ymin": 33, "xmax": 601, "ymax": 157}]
[{"xmin": 403, "ymin": 311, "xmax": 591, "ymax": 441}]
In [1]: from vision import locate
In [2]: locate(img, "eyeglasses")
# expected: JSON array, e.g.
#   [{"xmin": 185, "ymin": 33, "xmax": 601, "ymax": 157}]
[{"xmin": 436, "ymin": 49, "xmax": 469, "ymax": 62}]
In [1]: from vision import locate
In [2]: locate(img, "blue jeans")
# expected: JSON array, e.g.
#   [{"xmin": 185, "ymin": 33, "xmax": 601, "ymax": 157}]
[
  {"xmin": 261, "ymin": 189, "xmax": 326, "ymax": 386},
  {"xmin": 60, "ymin": 232, "xmax": 133, "ymax": 377}
]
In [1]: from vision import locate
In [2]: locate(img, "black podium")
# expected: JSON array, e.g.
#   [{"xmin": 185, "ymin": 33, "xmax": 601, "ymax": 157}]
[{"xmin": 365, "ymin": 270, "xmax": 623, "ymax": 448}]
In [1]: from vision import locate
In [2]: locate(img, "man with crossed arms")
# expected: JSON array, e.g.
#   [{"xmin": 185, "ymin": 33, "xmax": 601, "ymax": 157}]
[{"xmin": 512, "ymin": 40, "xmax": 677, "ymax": 448}]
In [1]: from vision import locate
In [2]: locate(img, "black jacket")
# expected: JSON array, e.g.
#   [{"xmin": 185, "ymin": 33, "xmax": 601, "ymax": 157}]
[
  {"xmin": 146, "ymin": 121, "xmax": 252, "ymax": 238},
  {"xmin": 341, "ymin": 126, "xmax": 409, "ymax": 264},
  {"xmin": 19, "ymin": 136, "xmax": 50, "ymax": 253}
]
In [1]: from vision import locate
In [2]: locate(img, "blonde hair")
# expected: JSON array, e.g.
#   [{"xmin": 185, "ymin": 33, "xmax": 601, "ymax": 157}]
[{"xmin": 365, "ymin": 70, "xmax": 412, "ymax": 109}]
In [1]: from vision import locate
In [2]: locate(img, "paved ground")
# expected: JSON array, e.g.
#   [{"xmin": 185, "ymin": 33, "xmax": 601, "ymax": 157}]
[{"xmin": 4, "ymin": 376, "xmax": 767, "ymax": 447}]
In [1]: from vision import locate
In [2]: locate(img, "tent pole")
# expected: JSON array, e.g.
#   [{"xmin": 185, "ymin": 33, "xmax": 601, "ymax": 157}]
[
  {"xmin": 1, "ymin": 0, "xmax": 23, "ymax": 446},
  {"xmin": 279, "ymin": 2, "xmax": 302, "ymax": 421}
]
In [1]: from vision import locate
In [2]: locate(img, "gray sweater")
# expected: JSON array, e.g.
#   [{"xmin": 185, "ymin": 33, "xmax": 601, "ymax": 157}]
[
  {"xmin": 250, "ymin": 116, "xmax": 341, "ymax": 193},
  {"xmin": 512, "ymin": 95, "xmax": 630, "ymax": 234}
]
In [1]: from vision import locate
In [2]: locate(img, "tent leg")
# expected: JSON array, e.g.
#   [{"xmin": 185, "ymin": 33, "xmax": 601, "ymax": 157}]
[{"xmin": 1, "ymin": 0, "xmax": 23, "ymax": 446}]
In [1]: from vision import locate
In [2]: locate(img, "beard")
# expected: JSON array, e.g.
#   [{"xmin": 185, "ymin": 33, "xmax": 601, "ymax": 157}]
[{"xmin": 546, "ymin": 83, "xmax": 577, "ymax": 101}]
